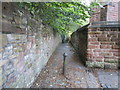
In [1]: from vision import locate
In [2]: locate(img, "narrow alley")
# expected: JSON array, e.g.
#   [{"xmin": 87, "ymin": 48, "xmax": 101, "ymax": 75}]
[
  {"xmin": 1, "ymin": 2, "xmax": 120, "ymax": 89},
  {"xmin": 32, "ymin": 43, "xmax": 118, "ymax": 88}
]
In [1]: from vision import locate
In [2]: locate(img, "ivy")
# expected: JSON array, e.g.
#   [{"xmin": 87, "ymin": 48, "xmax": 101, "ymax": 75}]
[{"xmin": 18, "ymin": 2, "xmax": 99, "ymax": 35}]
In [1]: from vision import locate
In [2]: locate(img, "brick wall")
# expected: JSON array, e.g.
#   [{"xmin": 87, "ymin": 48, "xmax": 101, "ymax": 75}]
[
  {"xmin": 86, "ymin": 1, "xmax": 120, "ymax": 69},
  {"xmin": 0, "ymin": 3, "xmax": 61, "ymax": 88},
  {"xmin": 91, "ymin": 2, "xmax": 119, "ymax": 22},
  {"xmin": 71, "ymin": 25, "xmax": 120, "ymax": 69},
  {"xmin": 107, "ymin": 2, "xmax": 119, "ymax": 21},
  {"xmin": 86, "ymin": 27, "xmax": 120, "ymax": 69},
  {"xmin": 118, "ymin": 1, "xmax": 120, "ymax": 21},
  {"xmin": 70, "ymin": 24, "xmax": 89, "ymax": 65},
  {"xmin": 90, "ymin": 5, "xmax": 108, "ymax": 22},
  {"xmin": 100, "ymin": 5, "xmax": 107, "ymax": 21},
  {"xmin": 90, "ymin": 7, "xmax": 101, "ymax": 22},
  {"xmin": 71, "ymin": 1, "xmax": 120, "ymax": 69}
]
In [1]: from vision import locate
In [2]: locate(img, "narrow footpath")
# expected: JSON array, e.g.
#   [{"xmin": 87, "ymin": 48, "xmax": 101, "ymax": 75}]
[{"xmin": 32, "ymin": 43, "xmax": 118, "ymax": 88}]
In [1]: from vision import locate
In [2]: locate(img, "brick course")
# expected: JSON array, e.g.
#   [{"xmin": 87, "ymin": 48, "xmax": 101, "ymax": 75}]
[{"xmin": 87, "ymin": 27, "xmax": 119, "ymax": 69}]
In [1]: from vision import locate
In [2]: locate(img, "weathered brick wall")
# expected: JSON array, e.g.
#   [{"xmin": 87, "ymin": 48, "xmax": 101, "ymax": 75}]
[
  {"xmin": 70, "ymin": 25, "xmax": 89, "ymax": 65},
  {"xmin": 86, "ymin": 1, "xmax": 120, "ymax": 69},
  {"xmin": 91, "ymin": 1, "xmax": 119, "ymax": 22},
  {"xmin": 86, "ymin": 27, "xmax": 120, "ymax": 69},
  {"xmin": 118, "ymin": 1, "xmax": 120, "ymax": 21},
  {"xmin": 107, "ymin": 2, "xmax": 119, "ymax": 21},
  {"xmin": 71, "ymin": 26, "xmax": 120, "ymax": 69},
  {"xmin": 90, "ymin": 7, "xmax": 101, "ymax": 22},
  {"xmin": 90, "ymin": 6, "xmax": 108, "ymax": 22},
  {"xmin": 100, "ymin": 5, "xmax": 107, "ymax": 21},
  {"xmin": 0, "ymin": 3, "xmax": 61, "ymax": 88},
  {"xmin": 70, "ymin": 1, "xmax": 120, "ymax": 69}
]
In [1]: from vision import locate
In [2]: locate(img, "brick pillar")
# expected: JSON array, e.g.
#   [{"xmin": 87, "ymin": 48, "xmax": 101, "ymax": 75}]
[
  {"xmin": 107, "ymin": 2, "xmax": 119, "ymax": 21},
  {"xmin": 86, "ymin": 27, "xmax": 120, "ymax": 69}
]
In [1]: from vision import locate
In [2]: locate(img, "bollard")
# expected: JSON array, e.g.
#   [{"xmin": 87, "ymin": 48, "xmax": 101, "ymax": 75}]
[{"xmin": 63, "ymin": 53, "xmax": 67, "ymax": 75}]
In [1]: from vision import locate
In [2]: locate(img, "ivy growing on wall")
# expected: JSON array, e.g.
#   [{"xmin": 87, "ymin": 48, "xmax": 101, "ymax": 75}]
[{"xmin": 17, "ymin": 2, "xmax": 99, "ymax": 35}]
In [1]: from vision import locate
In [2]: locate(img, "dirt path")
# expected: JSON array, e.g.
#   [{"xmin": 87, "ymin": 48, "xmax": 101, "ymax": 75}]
[{"xmin": 31, "ymin": 43, "xmax": 118, "ymax": 88}]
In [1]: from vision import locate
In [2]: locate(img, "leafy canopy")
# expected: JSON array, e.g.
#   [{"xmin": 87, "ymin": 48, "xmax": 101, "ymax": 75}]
[{"xmin": 18, "ymin": 2, "xmax": 98, "ymax": 35}]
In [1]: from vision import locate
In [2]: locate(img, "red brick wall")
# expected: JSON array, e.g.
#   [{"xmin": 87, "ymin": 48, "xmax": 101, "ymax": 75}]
[
  {"xmin": 100, "ymin": 5, "xmax": 107, "ymax": 21},
  {"xmin": 107, "ymin": 2, "xmax": 119, "ymax": 21},
  {"xmin": 118, "ymin": 1, "xmax": 120, "ymax": 21},
  {"xmin": 90, "ymin": 7, "xmax": 101, "ymax": 22},
  {"xmin": 87, "ymin": 1, "xmax": 120, "ymax": 69},
  {"xmin": 90, "ymin": 2, "xmax": 119, "ymax": 22},
  {"xmin": 87, "ymin": 27, "xmax": 119, "ymax": 69}
]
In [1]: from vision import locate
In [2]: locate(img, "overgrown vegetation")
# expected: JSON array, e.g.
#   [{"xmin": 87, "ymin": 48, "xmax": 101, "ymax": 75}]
[{"xmin": 18, "ymin": 2, "xmax": 99, "ymax": 35}]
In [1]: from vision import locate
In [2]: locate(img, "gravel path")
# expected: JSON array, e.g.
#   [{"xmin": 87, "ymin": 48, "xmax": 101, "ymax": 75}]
[{"xmin": 31, "ymin": 43, "xmax": 119, "ymax": 88}]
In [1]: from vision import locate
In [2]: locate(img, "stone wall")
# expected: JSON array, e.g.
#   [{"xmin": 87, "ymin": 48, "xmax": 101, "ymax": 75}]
[
  {"xmin": 70, "ymin": 24, "xmax": 89, "ymax": 65},
  {"xmin": 0, "ymin": 2, "xmax": 61, "ymax": 88}
]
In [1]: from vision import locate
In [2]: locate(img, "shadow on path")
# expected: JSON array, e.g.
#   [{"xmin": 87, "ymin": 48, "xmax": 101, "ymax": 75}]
[{"xmin": 32, "ymin": 43, "xmax": 118, "ymax": 88}]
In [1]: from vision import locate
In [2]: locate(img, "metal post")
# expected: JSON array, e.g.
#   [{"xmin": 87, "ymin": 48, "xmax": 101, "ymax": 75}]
[{"xmin": 63, "ymin": 53, "xmax": 67, "ymax": 75}]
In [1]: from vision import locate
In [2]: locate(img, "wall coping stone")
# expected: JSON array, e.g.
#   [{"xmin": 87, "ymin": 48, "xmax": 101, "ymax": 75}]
[{"xmin": 89, "ymin": 21, "xmax": 120, "ymax": 28}]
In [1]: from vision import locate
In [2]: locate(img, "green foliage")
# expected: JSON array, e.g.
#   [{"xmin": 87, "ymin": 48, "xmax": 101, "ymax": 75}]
[
  {"xmin": 18, "ymin": 2, "xmax": 98, "ymax": 35},
  {"xmin": 90, "ymin": 2, "xmax": 99, "ymax": 7}
]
